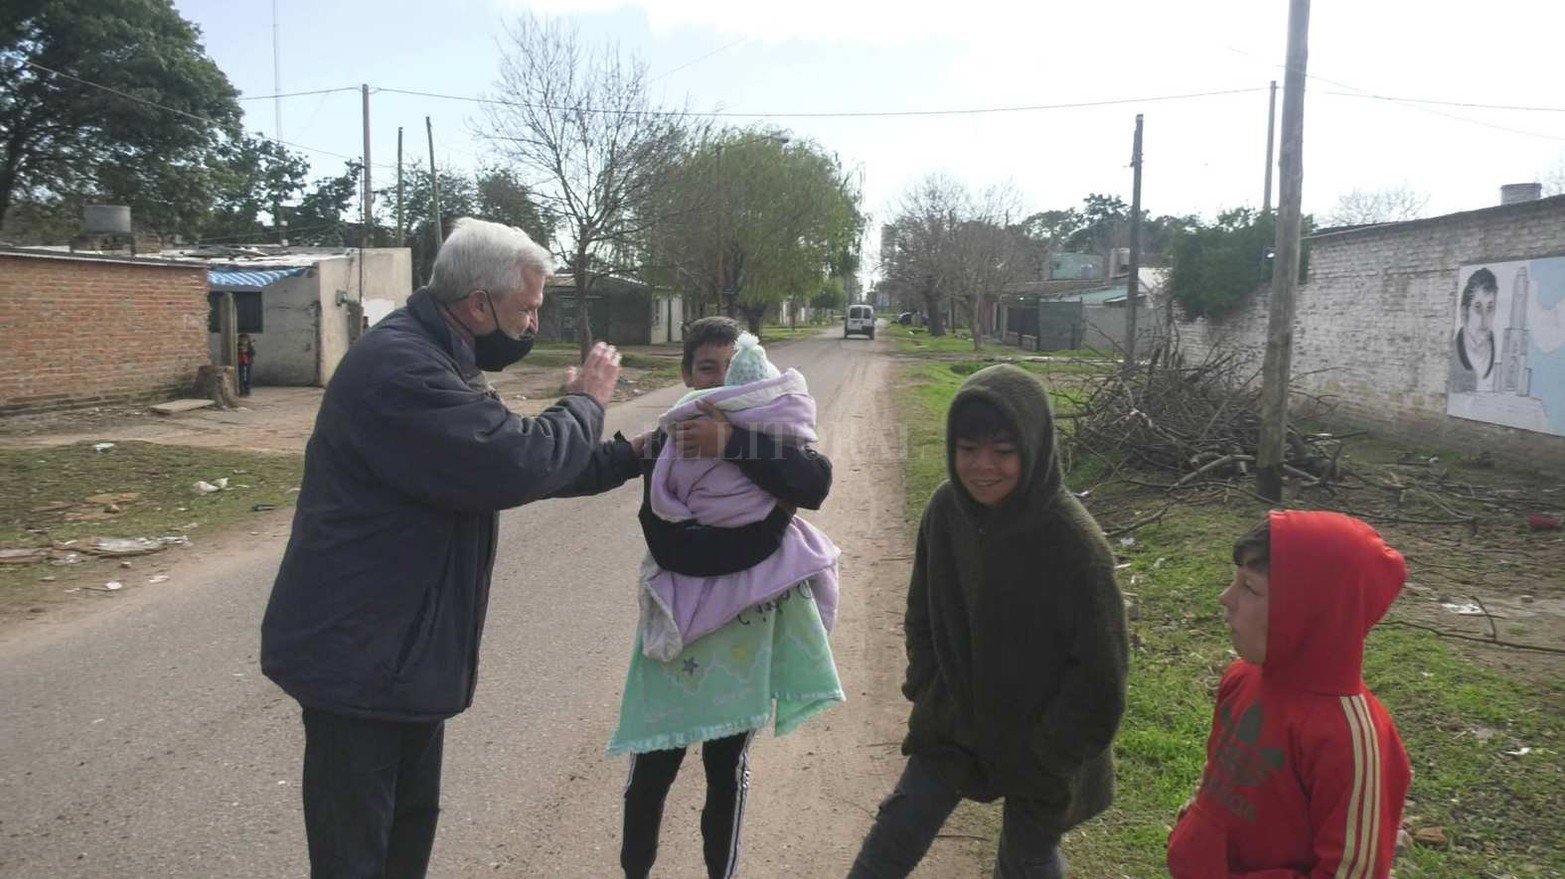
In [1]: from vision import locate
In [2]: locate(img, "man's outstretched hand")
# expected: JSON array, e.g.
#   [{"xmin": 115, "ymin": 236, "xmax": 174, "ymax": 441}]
[{"xmin": 564, "ymin": 342, "xmax": 621, "ymax": 410}]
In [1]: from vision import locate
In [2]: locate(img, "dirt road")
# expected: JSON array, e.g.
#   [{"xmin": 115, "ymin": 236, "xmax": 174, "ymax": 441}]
[{"xmin": 0, "ymin": 328, "xmax": 983, "ymax": 877}]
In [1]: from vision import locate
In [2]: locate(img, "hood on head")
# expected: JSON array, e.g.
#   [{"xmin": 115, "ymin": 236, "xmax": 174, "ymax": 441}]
[
  {"xmin": 1264, "ymin": 510, "xmax": 1406, "ymax": 695},
  {"xmin": 945, "ymin": 364, "xmax": 1063, "ymax": 512}
]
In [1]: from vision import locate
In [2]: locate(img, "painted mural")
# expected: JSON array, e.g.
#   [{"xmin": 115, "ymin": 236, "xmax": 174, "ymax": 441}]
[{"xmin": 1447, "ymin": 256, "xmax": 1565, "ymax": 436}]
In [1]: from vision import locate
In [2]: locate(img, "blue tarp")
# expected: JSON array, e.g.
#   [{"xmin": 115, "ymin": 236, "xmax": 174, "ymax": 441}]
[{"xmin": 208, "ymin": 267, "xmax": 307, "ymax": 290}]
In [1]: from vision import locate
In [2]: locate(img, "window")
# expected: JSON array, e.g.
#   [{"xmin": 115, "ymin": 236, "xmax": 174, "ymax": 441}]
[{"xmin": 208, "ymin": 291, "xmax": 263, "ymax": 334}]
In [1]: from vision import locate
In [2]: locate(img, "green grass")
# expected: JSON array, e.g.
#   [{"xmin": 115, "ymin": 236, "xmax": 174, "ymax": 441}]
[
  {"xmin": 884, "ymin": 322, "xmax": 989, "ymax": 355},
  {"xmin": 0, "ymin": 441, "xmax": 303, "ymax": 596},
  {"xmin": 889, "ymin": 360, "xmax": 1565, "ymax": 877},
  {"xmin": 516, "ymin": 342, "xmax": 582, "ymax": 368},
  {"xmin": 884, "ymin": 322, "xmax": 1111, "ymax": 361}
]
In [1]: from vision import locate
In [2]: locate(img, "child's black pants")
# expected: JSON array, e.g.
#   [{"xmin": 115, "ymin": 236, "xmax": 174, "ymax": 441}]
[{"xmin": 621, "ymin": 731, "xmax": 754, "ymax": 879}]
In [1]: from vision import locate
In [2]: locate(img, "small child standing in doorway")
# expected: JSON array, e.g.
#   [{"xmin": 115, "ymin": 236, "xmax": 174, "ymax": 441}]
[{"xmin": 237, "ymin": 334, "xmax": 255, "ymax": 397}]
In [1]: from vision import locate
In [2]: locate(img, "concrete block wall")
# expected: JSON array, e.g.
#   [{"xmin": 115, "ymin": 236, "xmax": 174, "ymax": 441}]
[
  {"xmin": 1174, "ymin": 196, "xmax": 1565, "ymax": 468},
  {"xmin": 0, "ymin": 253, "xmax": 209, "ymax": 414}
]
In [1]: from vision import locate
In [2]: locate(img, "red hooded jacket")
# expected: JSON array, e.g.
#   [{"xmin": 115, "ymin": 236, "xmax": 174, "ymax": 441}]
[{"xmin": 1168, "ymin": 511, "xmax": 1412, "ymax": 879}]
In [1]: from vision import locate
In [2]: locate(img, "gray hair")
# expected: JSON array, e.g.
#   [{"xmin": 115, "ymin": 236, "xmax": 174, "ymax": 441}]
[{"xmin": 427, "ymin": 217, "xmax": 554, "ymax": 303}]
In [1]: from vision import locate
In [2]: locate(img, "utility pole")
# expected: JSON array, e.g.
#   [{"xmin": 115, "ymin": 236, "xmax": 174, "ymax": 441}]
[
  {"xmin": 1124, "ymin": 113, "xmax": 1144, "ymax": 368},
  {"xmin": 1257, "ymin": 0, "xmax": 1312, "ymax": 503},
  {"xmin": 356, "ymin": 83, "xmax": 372, "ymax": 342},
  {"xmin": 1263, "ymin": 80, "xmax": 1278, "ymax": 213},
  {"xmin": 360, "ymin": 84, "xmax": 373, "ymax": 246},
  {"xmin": 396, "ymin": 127, "xmax": 405, "ymax": 247},
  {"xmin": 272, "ymin": 0, "xmax": 287, "ymax": 244},
  {"xmin": 426, "ymin": 116, "xmax": 443, "ymax": 250}
]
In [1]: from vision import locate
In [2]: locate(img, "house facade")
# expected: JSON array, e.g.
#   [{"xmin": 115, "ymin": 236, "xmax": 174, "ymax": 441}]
[
  {"xmin": 1175, "ymin": 192, "xmax": 1565, "ymax": 468},
  {"xmin": 0, "ymin": 248, "xmax": 211, "ymax": 414}
]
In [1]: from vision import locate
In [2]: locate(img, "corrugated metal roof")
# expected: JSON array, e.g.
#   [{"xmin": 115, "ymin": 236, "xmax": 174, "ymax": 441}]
[{"xmin": 208, "ymin": 267, "xmax": 308, "ymax": 290}]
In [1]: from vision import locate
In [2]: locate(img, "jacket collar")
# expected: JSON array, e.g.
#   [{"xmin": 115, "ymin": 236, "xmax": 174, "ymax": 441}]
[{"xmin": 407, "ymin": 288, "xmax": 481, "ymax": 381}]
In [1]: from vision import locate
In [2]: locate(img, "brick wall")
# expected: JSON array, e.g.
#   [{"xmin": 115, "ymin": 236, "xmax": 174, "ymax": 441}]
[
  {"xmin": 0, "ymin": 252, "xmax": 210, "ymax": 414},
  {"xmin": 1174, "ymin": 195, "xmax": 1565, "ymax": 469}
]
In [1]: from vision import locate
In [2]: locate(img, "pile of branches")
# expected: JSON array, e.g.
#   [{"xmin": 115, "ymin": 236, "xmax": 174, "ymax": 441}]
[
  {"xmin": 1065, "ymin": 342, "xmax": 1343, "ymax": 488},
  {"xmin": 1062, "ymin": 340, "xmax": 1565, "ymax": 656},
  {"xmin": 1060, "ymin": 340, "xmax": 1560, "ymax": 527}
]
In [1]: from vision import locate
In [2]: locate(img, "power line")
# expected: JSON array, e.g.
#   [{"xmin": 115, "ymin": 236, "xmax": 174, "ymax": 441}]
[
  {"xmin": 237, "ymin": 86, "xmax": 360, "ymax": 101},
  {"xmin": 1321, "ymin": 91, "xmax": 1565, "ymax": 114},
  {"xmin": 379, "ymin": 85, "xmax": 1269, "ymax": 119},
  {"xmin": 649, "ymin": 36, "xmax": 748, "ymax": 84},
  {"xmin": 19, "ymin": 60, "xmax": 400, "ymax": 169},
  {"xmin": 1313, "ymin": 77, "xmax": 1565, "ymax": 141},
  {"xmin": 1217, "ymin": 44, "xmax": 1565, "ymax": 141}
]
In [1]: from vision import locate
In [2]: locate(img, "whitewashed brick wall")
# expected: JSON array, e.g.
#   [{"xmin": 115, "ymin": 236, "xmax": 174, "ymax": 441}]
[{"xmin": 1175, "ymin": 196, "xmax": 1565, "ymax": 468}]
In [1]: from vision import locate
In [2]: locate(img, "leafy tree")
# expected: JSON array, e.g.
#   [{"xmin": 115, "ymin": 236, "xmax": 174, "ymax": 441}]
[
  {"xmin": 475, "ymin": 167, "xmax": 553, "ymax": 246},
  {"xmin": 1, "ymin": 0, "xmax": 241, "ymax": 235},
  {"xmin": 1167, "ymin": 208, "xmax": 1314, "ymax": 319},
  {"xmin": 645, "ymin": 129, "xmax": 862, "ymax": 336},
  {"xmin": 811, "ymin": 277, "xmax": 847, "ymax": 312},
  {"xmin": 1016, "ymin": 208, "xmax": 1082, "ymax": 278},
  {"xmin": 201, "ymin": 134, "xmax": 309, "ymax": 243},
  {"xmin": 388, "ymin": 166, "xmax": 475, "ymax": 283},
  {"xmin": 1138, "ymin": 213, "xmax": 1199, "ymax": 262},
  {"xmin": 289, "ymin": 161, "xmax": 362, "ymax": 247},
  {"xmin": 1065, "ymin": 193, "xmax": 1129, "ymax": 257},
  {"xmin": 379, "ymin": 165, "xmax": 552, "ymax": 286}
]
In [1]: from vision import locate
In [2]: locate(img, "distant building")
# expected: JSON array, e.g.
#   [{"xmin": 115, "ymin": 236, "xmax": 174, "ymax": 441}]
[
  {"xmin": 539, "ymin": 275, "xmax": 684, "ymax": 346},
  {"xmin": 1049, "ymin": 252, "xmax": 1104, "ymax": 280},
  {"xmin": 0, "ymin": 244, "xmax": 413, "ymax": 413},
  {"xmin": 1, "ymin": 248, "xmax": 209, "ymax": 414}
]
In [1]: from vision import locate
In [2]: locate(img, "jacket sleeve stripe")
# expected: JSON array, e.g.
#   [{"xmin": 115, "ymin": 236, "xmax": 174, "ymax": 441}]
[
  {"xmin": 1334, "ymin": 694, "xmax": 1382, "ymax": 879},
  {"xmin": 1334, "ymin": 694, "xmax": 1366, "ymax": 879},
  {"xmin": 1353, "ymin": 695, "xmax": 1384, "ymax": 879}
]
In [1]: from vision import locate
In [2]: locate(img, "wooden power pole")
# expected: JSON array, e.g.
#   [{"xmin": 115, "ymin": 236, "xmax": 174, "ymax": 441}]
[
  {"xmin": 360, "ymin": 84, "xmax": 372, "ymax": 245},
  {"xmin": 396, "ymin": 126, "xmax": 405, "ymax": 247},
  {"xmin": 1124, "ymin": 113, "xmax": 1144, "ymax": 368},
  {"xmin": 1257, "ymin": 0, "xmax": 1312, "ymax": 503},
  {"xmin": 1263, "ymin": 80, "xmax": 1278, "ymax": 213},
  {"xmin": 426, "ymin": 116, "xmax": 443, "ymax": 251}
]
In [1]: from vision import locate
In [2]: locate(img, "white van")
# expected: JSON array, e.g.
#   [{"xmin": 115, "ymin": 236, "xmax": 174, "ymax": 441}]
[{"xmin": 844, "ymin": 304, "xmax": 876, "ymax": 339}]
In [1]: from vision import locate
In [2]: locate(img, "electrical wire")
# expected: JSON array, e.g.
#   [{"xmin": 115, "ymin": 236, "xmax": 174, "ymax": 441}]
[
  {"xmin": 649, "ymin": 36, "xmax": 748, "ymax": 84},
  {"xmin": 1321, "ymin": 91, "xmax": 1565, "ymax": 114},
  {"xmin": 236, "ymin": 86, "xmax": 361, "ymax": 101},
  {"xmin": 18, "ymin": 60, "xmax": 402, "ymax": 170},
  {"xmin": 377, "ymin": 85, "xmax": 1268, "ymax": 118}
]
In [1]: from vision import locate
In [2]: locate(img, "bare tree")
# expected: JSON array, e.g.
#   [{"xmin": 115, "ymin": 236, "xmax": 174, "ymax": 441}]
[
  {"xmin": 883, "ymin": 174, "xmax": 966, "ymax": 337},
  {"xmin": 883, "ymin": 176, "xmax": 1026, "ymax": 345},
  {"xmin": 482, "ymin": 14, "xmax": 689, "ymax": 357},
  {"xmin": 951, "ymin": 185, "xmax": 1027, "ymax": 351},
  {"xmin": 1326, "ymin": 183, "xmax": 1429, "ymax": 227},
  {"xmin": 1542, "ymin": 151, "xmax": 1565, "ymax": 197}
]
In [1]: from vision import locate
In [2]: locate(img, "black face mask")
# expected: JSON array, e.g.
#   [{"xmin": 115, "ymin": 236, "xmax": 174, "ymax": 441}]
[
  {"xmin": 473, "ymin": 329, "xmax": 535, "ymax": 372},
  {"xmin": 456, "ymin": 291, "xmax": 536, "ymax": 372}
]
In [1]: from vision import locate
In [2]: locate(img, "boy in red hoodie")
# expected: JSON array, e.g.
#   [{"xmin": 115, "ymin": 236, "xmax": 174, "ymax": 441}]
[{"xmin": 1168, "ymin": 510, "xmax": 1412, "ymax": 879}]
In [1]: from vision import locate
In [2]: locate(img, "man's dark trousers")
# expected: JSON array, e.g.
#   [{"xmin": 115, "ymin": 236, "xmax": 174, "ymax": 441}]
[{"xmin": 301, "ymin": 708, "xmax": 445, "ymax": 879}]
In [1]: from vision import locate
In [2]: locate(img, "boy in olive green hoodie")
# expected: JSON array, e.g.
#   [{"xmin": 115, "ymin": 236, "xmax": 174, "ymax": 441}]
[{"xmin": 848, "ymin": 364, "xmax": 1128, "ymax": 879}]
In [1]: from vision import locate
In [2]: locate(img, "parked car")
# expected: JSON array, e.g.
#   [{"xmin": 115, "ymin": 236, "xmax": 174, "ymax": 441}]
[{"xmin": 845, "ymin": 304, "xmax": 876, "ymax": 339}]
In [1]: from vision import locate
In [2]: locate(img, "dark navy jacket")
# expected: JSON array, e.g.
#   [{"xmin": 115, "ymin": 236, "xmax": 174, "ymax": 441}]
[{"xmin": 260, "ymin": 289, "xmax": 638, "ymax": 722}]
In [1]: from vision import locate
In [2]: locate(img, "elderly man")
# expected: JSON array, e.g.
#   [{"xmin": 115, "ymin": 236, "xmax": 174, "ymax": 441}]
[{"xmin": 261, "ymin": 218, "xmax": 641, "ymax": 878}]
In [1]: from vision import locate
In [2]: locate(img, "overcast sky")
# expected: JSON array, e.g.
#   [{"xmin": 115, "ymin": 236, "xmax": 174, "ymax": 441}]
[{"xmin": 176, "ymin": 0, "xmax": 1565, "ymax": 272}]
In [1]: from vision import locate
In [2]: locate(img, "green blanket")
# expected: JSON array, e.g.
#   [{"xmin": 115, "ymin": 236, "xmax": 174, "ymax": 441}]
[{"xmin": 609, "ymin": 580, "xmax": 844, "ymax": 755}]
